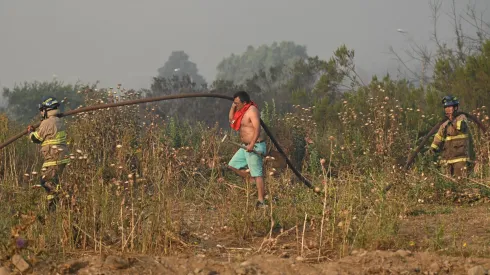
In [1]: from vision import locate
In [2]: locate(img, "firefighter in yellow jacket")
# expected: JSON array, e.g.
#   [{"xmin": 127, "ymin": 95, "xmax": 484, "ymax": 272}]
[
  {"xmin": 430, "ymin": 95, "xmax": 472, "ymax": 178},
  {"xmin": 27, "ymin": 96, "xmax": 70, "ymax": 212}
]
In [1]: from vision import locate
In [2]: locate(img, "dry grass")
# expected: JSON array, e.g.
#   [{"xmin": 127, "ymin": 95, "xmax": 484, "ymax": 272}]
[{"xmin": 0, "ymin": 85, "xmax": 489, "ymax": 265}]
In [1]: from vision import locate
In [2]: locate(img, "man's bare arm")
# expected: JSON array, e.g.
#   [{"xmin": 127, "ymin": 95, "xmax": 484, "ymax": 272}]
[{"xmin": 229, "ymin": 103, "xmax": 237, "ymax": 123}]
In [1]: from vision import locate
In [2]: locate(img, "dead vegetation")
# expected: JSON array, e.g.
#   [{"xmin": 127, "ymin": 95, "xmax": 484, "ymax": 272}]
[{"xmin": 0, "ymin": 86, "xmax": 489, "ymax": 274}]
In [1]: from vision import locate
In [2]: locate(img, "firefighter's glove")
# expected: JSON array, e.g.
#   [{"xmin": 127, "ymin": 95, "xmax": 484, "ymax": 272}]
[
  {"xmin": 427, "ymin": 148, "xmax": 440, "ymax": 162},
  {"xmin": 27, "ymin": 125, "xmax": 35, "ymax": 133}
]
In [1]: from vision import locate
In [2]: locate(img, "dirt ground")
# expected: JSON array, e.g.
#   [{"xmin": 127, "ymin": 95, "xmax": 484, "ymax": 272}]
[
  {"xmin": 10, "ymin": 249, "xmax": 489, "ymax": 275},
  {"xmin": 2, "ymin": 203, "xmax": 490, "ymax": 274}
]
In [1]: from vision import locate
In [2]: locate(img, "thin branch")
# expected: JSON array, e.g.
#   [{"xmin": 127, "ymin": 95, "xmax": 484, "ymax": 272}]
[
  {"xmin": 451, "ymin": 0, "xmax": 466, "ymax": 62},
  {"xmin": 430, "ymin": 0, "xmax": 445, "ymax": 53},
  {"xmin": 461, "ymin": 13, "xmax": 490, "ymax": 37},
  {"xmin": 465, "ymin": 2, "xmax": 490, "ymax": 37},
  {"xmin": 347, "ymin": 63, "xmax": 366, "ymax": 87},
  {"xmin": 389, "ymin": 46, "xmax": 420, "ymax": 80}
]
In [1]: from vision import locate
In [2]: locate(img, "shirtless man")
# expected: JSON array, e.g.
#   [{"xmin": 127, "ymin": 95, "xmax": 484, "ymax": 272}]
[{"xmin": 227, "ymin": 91, "xmax": 267, "ymax": 208}]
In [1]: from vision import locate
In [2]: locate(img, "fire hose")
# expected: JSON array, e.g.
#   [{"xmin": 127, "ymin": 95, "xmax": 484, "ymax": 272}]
[{"xmin": 0, "ymin": 92, "xmax": 313, "ymax": 189}]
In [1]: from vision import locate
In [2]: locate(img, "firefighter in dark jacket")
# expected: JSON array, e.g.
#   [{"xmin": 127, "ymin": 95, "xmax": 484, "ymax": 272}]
[
  {"xmin": 430, "ymin": 95, "xmax": 472, "ymax": 178},
  {"xmin": 27, "ymin": 96, "xmax": 70, "ymax": 212}
]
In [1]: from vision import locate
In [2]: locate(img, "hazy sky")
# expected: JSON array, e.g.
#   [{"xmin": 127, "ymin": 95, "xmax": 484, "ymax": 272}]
[{"xmin": 0, "ymin": 0, "xmax": 488, "ymax": 90}]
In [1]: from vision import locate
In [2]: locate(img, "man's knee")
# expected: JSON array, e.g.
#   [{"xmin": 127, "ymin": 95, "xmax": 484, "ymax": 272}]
[
  {"xmin": 227, "ymin": 165, "xmax": 249, "ymax": 178},
  {"xmin": 40, "ymin": 165, "xmax": 65, "ymax": 191},
  {"xmin": 227, "ymin": 165, "xmax": 240, "ymax": 172},
  {"xmin": 40, "ymin": 178, "xmax": 58, "ymax": 193}
]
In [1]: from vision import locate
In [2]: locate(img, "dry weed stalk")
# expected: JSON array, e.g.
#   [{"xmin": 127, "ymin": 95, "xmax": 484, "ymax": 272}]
[{"xmin": 256, "ymin": 225, "xmax": 297, "ymax": 253}]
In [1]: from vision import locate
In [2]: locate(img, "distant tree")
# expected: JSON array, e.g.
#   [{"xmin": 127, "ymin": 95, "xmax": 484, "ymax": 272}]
[
  {"xmin": 2, "ymin": 80, "xmax": 84, "ymax": 123},
  {"xmin": 216, "ymin": 41, "xmax": 308, "ymax": 84},
  {"xmin": 157, "ymin": 51, "xmax": 206, "ymax": 88},
  {"xmin": 142, "ymin": 73, "xmax": 231, "ymax": 127},
  {"xmin": 432, "ymin": 39, "xmax": 490, "ymax": 111},
  {"xmin": 147, "ymin": 74, "xmax": 197, "ymax": 98}
]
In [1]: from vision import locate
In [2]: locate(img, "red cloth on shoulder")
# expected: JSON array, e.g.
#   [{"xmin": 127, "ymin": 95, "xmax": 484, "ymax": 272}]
[{"xmin": 230, "ymin": 101, "xmax": 257, "ymax": 131}]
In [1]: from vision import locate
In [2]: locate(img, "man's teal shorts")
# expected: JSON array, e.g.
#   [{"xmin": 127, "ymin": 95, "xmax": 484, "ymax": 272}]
[{"xmin": 228, "ymin": 142, "xmax": 266, "ymax": 177}]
